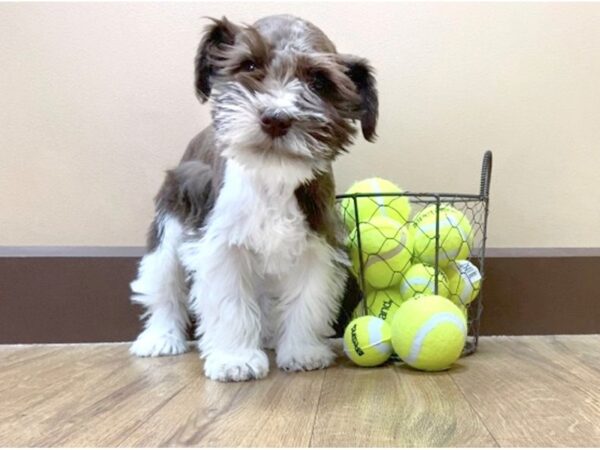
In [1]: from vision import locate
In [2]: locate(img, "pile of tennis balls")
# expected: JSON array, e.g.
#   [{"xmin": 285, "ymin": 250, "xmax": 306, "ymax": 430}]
[{"xmin": 340, "ymin": 177, "xmax": 482, "ymax": 371}]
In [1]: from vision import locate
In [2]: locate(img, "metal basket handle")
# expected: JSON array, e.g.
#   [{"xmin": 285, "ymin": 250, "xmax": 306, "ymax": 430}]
[{"xmin": 479, "ymin": 150, "xmax": 493, "ymax": 199}]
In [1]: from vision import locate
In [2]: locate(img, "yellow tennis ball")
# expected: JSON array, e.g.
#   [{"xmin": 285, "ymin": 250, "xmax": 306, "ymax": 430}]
[
  {"xmin": 340, "ymin": 178, "xmax": 412, "ymax": 232},
  {"xmin": 411, "ymin": 204, "xmax": 473, "ymax": 268},
  {"xmin": 343, "ymin": 316, "xmax": 393, "ymax": 367},
  {"xmin": 353, "ymin": 289, "xmax": 404, "ymax": 324},
  {"xmin": 445, "ymin": 260, "xmax": 482, "ymax": 307},
  {"xmin": 399, "ymin": 263, "xmax": 450, "ymax": 301},
  {"xmin": 349, "ymin": 217, "xmax": 413, "ymax": 289},
  {"xmin": 391, "ymin": 295, "xmax": 467, "ymax": 371}
]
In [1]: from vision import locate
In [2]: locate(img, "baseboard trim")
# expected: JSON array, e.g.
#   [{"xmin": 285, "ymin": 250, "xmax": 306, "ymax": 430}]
[
  {"xmin": 0, "ymin": 246, "xmax": 146, "ymax": 258},
  {"xmin": 1, "ymin": 249, "xmax": 599, "ymax": 343},
  {"xmin": 2, "ymin": 246, "xmax": 599, "ymax": 258},
  {"xmin": 486, "ymin": 247, "xmax": 600, "ymax": 258}
]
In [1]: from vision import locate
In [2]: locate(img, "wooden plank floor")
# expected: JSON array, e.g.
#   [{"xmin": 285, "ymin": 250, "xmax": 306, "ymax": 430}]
[{"xmin": 1, "ymin": 336, "xmax": 599, "ymax": 447}]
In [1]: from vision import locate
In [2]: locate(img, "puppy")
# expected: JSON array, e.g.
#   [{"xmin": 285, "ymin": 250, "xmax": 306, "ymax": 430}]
[{"xmin": 130, "ymin": 14, "xmax": 378, "ymax": 382}]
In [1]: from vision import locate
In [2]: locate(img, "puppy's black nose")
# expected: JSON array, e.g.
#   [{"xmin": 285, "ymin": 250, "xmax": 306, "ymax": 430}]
[{"xmin": 260, "ymin": 112, "xmax": 292, "ymax": 138}]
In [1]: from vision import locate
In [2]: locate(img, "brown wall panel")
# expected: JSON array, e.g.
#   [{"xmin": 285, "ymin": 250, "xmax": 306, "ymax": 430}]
[
  {"xmin": 0, "ymin": 255, "xmax": 598, "ymax": 344},
  {"xmin": 0, "ymin": 258, "xmax": 142, "ymax": 344},
  {"xmin": 480, "ymin": 257, "xmax": 600, "ymax": 335}
]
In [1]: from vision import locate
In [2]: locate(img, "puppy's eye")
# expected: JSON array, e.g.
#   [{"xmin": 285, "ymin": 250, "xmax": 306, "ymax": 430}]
[
  {"xmin": 239, "ymin": 59, "xmax": 257, "ymax": 72},
  {"xmin": 310, "ymin": 71, "xmax": 332, "ymax": 95}
]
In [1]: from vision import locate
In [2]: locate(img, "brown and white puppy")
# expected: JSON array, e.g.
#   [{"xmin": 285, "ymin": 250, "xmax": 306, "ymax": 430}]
[{"xmin": 130, "ymin": 14, "xmax": 378, "ymax": 382}]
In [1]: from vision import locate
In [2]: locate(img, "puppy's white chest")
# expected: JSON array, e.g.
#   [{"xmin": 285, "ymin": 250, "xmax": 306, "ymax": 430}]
[
  {"xmin": 213, "ymin": 162, "xmax": 309, "ymax": 274},
  {"xmin": 240, "ymin": 198, "xmax": 308, "ymax": 273}
]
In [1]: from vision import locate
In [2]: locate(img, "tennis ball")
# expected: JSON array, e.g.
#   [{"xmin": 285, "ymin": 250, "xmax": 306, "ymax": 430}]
[
  {"xmin": 340, "ymin": 178, "xmax": 411, "ymax": 231},
  {"xmin": 399, "ymin": 263, "xmax": 450, "ymax": 301},
  {"xmin": 343, "ymin": 316, "xmax": 393, "ymax": 367},
  {"xmin": 349, "ymin": 217, "xmax": 413, "ymax": 289},
  {"xmin": 391, "ymin": 295, "xmax": 467, "ymax": 371},
  {"xmin": 445, "ymin": 260, "xmax": 482, "ymax": 306},
  {"xmin": 411, "ymin": 204, "xmax": 473, "ymax": 268},
  {"xmin": 353, "ymin": 289, "xmax": 404, "ymax": 324}
]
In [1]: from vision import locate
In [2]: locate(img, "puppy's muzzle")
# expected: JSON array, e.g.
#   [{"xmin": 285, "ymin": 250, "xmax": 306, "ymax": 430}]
[{"xmin": 260, "ymin": 110, "xmax": 293, "ymax": 138}]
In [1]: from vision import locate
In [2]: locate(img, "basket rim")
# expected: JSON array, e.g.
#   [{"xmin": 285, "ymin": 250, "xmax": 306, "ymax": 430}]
[{"xmin": 335, "ymin": 191, "xmax": 486, "ymax": 201}]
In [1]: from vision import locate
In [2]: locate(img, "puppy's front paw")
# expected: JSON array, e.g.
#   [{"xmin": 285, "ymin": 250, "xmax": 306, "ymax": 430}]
[
  {"xmin": 276, "ymin": 342, "xmax": 335, "ymax": 372},
  {"xmin": 203, "ymin": 349, "xmax": 269, "ymax": 382},
  {"xmin": 130, "ymin": 329, "xmax": 189, "ymax": 357}
]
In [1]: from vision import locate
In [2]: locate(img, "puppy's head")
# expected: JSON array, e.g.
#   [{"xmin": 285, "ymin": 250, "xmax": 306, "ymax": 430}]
[{"xmin": 195, "ymin": 15, "xmax": 378, "ymax": 174}]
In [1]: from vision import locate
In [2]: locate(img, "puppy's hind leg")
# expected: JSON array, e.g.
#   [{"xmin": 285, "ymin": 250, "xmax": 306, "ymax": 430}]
[
  {"xmin": 130, "ymin": 160, "xmax": 214, "ymax": 357},
  {"xmin": 130, "ymin": 214, "xmax": 190, "ymax": 357}
]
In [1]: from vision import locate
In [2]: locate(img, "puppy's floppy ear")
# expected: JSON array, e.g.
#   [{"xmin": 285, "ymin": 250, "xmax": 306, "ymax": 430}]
[
  {"xmin": 195, "ymin": 17, "xmax": 239, "ymax": 102},
  {"xmin": 339, "ymin": 55, "xmax": 379, "ymax": 142}
]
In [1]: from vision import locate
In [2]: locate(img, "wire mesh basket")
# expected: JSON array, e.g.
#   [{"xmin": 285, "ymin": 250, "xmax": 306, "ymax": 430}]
[{"xmin": 336, "ymin": 151, "xmax": 492, "ymax": 356}]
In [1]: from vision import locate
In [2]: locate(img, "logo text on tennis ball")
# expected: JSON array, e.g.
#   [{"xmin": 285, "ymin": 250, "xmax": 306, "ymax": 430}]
[
  {"xmin": 343, "ymin": 317, "xmax": 393, "ymax": 367},
  {"xmin": 350, "ymin": 324, "xmax": 364, "ymax": 356},
  {"xmin": 378, "ymin": 299, "xmax": 394, "ymax": 320},
  {"xmin": 445, "ymin": 260, "xmax": 481, "ymax": 306}
]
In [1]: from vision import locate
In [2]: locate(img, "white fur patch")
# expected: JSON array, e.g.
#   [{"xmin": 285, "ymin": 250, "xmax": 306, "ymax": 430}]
[
  {"xmin": 274, "ymin": 235, "xmax": 346, "ymax": 371},
  {"xmin": 194, "ymin": 160, "xmax": 311, "ymax": 275},
  {"xmin": 178, "ymin": 159, "xmax": 345, "ymax": 380},
  {"xmin": 130, "ymin": 215, "xmax": 189, "ymax": 357}
]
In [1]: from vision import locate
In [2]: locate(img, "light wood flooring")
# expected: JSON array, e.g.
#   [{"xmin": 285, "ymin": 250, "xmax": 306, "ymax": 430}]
[{"xmin": 1, "ymin": 336, "xmax": 600, "ymax": 447}]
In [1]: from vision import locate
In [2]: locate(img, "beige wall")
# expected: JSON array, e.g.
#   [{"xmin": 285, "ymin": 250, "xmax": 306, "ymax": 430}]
[{"xmin": 1, "ymin": 2, "xmax": 599, "ymax": 248}]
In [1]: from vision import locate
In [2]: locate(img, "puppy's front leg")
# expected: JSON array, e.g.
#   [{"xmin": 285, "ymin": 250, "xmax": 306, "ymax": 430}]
[
  {"xmin": 276, "ymin": 237, "xmax": 347, "ymax": 372},
  {"xmin": 182, "ymin": 238, "xmax": 268, "ymax": 382}
]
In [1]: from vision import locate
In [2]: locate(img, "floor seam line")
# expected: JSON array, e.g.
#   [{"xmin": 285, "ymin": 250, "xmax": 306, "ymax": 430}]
[
  {"xmin": 307, "ymin": 368, "xmax": 327, "ymax": 448},
  {"xmin": 448, "ymin": 371, "xmax": 501, "ymax": 447},
  {"xmin": 112, "ymin": 377, "xmax": 194, "ymax": 447}
]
